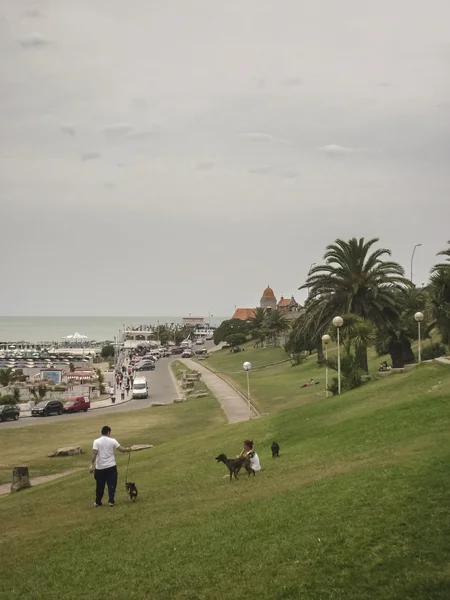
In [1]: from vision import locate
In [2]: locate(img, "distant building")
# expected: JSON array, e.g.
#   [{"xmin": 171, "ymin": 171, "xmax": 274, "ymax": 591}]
[{"xmin": 232, "ymin": 286, "xmax": 301, "ymax": 321}]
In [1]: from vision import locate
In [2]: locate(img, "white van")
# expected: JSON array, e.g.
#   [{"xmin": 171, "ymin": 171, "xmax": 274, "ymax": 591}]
[{"xmin": 132, "ymin": 376, "xmax": 148, "ymax": 399}]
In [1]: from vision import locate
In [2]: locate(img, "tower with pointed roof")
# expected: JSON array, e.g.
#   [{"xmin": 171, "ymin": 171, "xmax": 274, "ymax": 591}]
[{"xmin": 260, "ymin": 285, "xmax": 277, "ymax": 312}]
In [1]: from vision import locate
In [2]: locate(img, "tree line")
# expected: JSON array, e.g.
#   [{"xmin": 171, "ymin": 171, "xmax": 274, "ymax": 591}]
[{"xmin": 215, "ymin": 237, "xmax": 450, "ymax": 390}]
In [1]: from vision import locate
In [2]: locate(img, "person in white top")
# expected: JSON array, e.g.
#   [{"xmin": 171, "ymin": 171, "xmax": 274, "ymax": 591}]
[
  {"xmin": 239, "ymin": 440, "xmax": 261, "ymax": 472},
  {"xmin": 89, "ymin": 425, "xmax": 132, "ymax": 507}
]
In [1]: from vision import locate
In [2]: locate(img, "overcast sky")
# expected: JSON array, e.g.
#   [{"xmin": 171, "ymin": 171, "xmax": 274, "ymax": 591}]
[{"xmin": 1, "ymin": 1, "xmax": 449, "ymax": 316}]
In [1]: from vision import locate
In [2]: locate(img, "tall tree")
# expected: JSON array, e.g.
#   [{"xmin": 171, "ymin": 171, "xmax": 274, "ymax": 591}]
[
  {"xmin": 266, "ymin": 310, "xmax": 290, "ymax": 346},
  {"xmin": 427, "ymin": 241, "xmax": 450, "ymax": 344},
  {"xmin": 300, "ymin": 237, "xmax": 409, "ymax": 371}
]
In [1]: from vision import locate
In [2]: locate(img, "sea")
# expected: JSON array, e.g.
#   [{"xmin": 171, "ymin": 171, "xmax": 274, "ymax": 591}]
[{"xmin": 0, "ymin": 316, "xmax": 226, "ymax": 343}]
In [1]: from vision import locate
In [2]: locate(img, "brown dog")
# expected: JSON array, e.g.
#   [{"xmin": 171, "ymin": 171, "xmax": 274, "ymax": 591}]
[{"xmin": 216, "ymin": 452, "xmax": 255, "ymax": 482}]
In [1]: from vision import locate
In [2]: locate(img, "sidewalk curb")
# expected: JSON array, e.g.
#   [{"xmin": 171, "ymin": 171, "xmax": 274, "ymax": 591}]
[{"xmin": 19, "ymin": 396, "xmax": 134, "ymax": 419}]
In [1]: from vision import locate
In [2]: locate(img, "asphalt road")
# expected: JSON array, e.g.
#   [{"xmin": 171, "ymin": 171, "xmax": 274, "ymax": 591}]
[{"xmin": 0, "ymin": 356, "xmax": 179, "ymax": 430}]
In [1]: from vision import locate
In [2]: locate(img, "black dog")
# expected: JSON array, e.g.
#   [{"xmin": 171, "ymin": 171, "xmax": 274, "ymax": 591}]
[
  {"xmin": 125, "ymin": 481, "xmax": 138, "ymax": 501},
  {"xmin": 271, "ymin": 442, "xmax": 280, "ymax": 458},
  {"xmin": 216, "ymin": 453, "xmax": 255, "ymax": 482}
]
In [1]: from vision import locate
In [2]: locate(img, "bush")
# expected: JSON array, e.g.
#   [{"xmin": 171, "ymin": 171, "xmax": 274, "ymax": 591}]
[
  {"xmin": 101, "ymin": 345, "xmax": 115, "ymax": 359},
  {"xmin": 421, "ymin": 343, "xmax": 448, "ymax": 360},
  {"xmin": 224, "ymin": 333, "xmax": 247, "ymax": 347},
  {"xmin": 0, "ymin": 394, "xmax": 17, "ymax": 406}
]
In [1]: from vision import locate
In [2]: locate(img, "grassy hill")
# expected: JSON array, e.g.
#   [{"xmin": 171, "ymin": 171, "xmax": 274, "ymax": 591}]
[
  {"xmin": 205, "ymin": 342, "xmax": 422, "ymax": 414},
  {"xmin": 1, "ymin": 358, "xmax": 450, "ymax": 599}
]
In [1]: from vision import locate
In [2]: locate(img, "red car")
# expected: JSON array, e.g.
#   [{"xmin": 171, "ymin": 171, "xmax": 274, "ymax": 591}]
[{"xmin": 63, "ymin": 396, "xmax": 90, "ymax": 413}]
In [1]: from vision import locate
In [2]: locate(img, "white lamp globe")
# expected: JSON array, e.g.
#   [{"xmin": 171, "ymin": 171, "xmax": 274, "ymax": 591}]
[
  {"xmin": 243, "ymin": 361, "xmax": 252, "ymax": 371},
  {"xmin": 332, "ymin": 316, "xmax": 344, "ymax": 328},
  {"xmin": 322, "ymin": 334, "xmax": 331, "ymax": 345},
  {"xmin": 414, "ymin": 312, "xmax": 424, "ymax": 322}
]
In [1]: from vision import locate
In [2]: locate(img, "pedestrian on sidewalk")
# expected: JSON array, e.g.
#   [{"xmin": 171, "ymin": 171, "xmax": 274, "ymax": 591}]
[
  {"xmin": 120, "ymin": 384, "xmax": 125, "ymax": 401},
  {"xmin": 89, "ymin": 426, "xmax": 132, "ymax": 507},
  {"xmin": 109, "ymin": 385, "xmax": 115, "ymax": 404}
]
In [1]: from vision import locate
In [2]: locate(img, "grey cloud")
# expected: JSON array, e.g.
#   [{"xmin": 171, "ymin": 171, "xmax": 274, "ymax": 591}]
[
  {"xmin": 248, "ymin": 167, "xmax": 272, "ymax": 175},
  {"xmin": 121, "ymin": 127, "xmax": 160, "ymax": 141},
  {"xmin": 60, "ymin": 123, "xmax": 76, "ymax": 137},
  {"xmin": 103, "ymin": 182, "xmax": 117, "ymax": 189},
  {"xmin": 103, "ymin": 123, "xmax": 134, "ymax": 140},
  {"xmin": 319, "ymin": 144, "xmax": 357, "ymax": 156},
  {"xmin": 196, "ymin": 161, "xmax": 215, "ymax": 170},
  {"xmin": 24, "ymin": 5, "xmax": 45, "ymax": 17},
  {"xmin": 281, "ymin": 171, "xmax": 299, "ymax": 179},
  {"xmin": 19, "ymin": 33, "xmax": 49, "ymax": 47},
  {"xmin": 81, "ymin": 151, "xmax": 101, "ymax": 161},
  {"xmin": 241, "ymin": 133, "xmax": 274, "ymax": 142},
  {"xmin": 281, "ymin": 77, "xmax": 303, "ymax": 87}
]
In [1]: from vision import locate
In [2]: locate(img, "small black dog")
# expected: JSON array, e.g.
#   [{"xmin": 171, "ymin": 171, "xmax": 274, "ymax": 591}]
[
  {"xmin": 216, "ymin": 453, "xmax": 255, "ymax": 482},
  {"xmin": 271, "ymin": 442, "xmax": 280, "ymax": 458},
  {"xmin": 125, "ymin": 481, "xmax": 138, "ymax": 501}
]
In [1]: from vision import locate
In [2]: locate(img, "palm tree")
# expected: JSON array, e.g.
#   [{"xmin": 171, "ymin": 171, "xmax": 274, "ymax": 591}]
[
  {"xmin": 252, "ymin": 307, "xmax": 266, "ymax": 330},
  {"xmin": 300, "ymin": 237, "xmax": 410, "ymax": 371},
  {"xmin": 266, "ymin": 310, "xmax": 290, "ymax": 346},
  {"xmin": 427, "ymin": 241, "xmax": 450, "ymax": 344},
  {"xmin": 0, "ymin": 368, "xmax": 18, "ymax": 392}
]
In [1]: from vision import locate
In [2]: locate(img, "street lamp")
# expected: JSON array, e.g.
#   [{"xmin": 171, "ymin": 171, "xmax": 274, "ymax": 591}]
[
  {"xmin": 321, "ymin": 334, "xmax": 331, "ymax": 398},
  {"xmin": 332, "ymin": 316, "xmax": 344, "ymax": 394},
  {"xmin": 243, "ymin": 361, "xmax": 252, "ymax": 420},
  {"xmin": 411, "ymin": 243, "xmax": 422, "ymax": 283},
  {"xmin": 414, "ymin": 312, "xmax": 424, "ymax": 364}
]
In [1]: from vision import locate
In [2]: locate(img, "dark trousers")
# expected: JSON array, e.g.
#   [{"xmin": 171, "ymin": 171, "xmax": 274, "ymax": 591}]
[{"xmin": 94, "ymin": 465, "xmax": 118, "ymax": 505}]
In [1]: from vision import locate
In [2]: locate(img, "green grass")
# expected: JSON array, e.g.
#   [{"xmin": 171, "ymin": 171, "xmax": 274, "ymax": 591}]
[
  {"xmin": 205, "ymin": 342, "xmax": 426, "ymax": 415},
  {"xmin": 1, "ymin": 362, "xmax": 450, "ymax": 599},
  {"xmin": 0, "ymin": 387, "xmax": 224, "ymax": 485}
]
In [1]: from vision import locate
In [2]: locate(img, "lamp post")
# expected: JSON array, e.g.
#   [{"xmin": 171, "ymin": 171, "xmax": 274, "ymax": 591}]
[
  {"xmin": 321, "ymin": 334, "xmax": 331, "ymax": 398},
  {"xmin": 243, "ymin": 361, "xmax": 252, "ymax": 420},
  {"xmin": 414, "ymin": 312, "xmax": 424, "ymax": 364},
  {"xmin": 410, "ymin": 243, "xmax": 422, "ymax": 283},
  {"xmin": 332, "ymin": 316, "xmax": 344, "ymax": 394}
]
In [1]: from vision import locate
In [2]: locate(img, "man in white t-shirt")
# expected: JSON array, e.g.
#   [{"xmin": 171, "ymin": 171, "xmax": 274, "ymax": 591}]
[{"xmin": 89, "ymin": 425, "xmax": 131, "ymax": 507}]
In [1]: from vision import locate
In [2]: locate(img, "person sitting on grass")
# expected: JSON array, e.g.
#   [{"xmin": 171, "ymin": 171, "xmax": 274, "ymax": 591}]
[{"xmin": 239, "ymin": 439, "xmax": 261, "ymax": 473}]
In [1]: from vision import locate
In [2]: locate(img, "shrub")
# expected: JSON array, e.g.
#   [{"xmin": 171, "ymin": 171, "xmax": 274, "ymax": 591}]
[
  {"xmin": 224, "ymin": 333, "xmax": 247, "ymax": 347},
  {"xmin": 421, "ymin": 343, "xmax": 448, "ymax": 360},
  {"xmin": 101, "ymin": 345, "xmax": 115, "ymax": 359},
  {"xmin": 0, "ymin": 394, "xmax": 17, "ymax": 406}
]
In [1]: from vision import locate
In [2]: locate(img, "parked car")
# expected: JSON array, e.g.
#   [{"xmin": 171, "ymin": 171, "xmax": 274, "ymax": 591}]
[
  {"xmin": 31, "ymin": 399, "xmax": 64, "ymax": 417},
  {"xmin": 132, "ymin": 376, "xmax": 148, "ymax": 399},
  {"xmin": 135, "ymin": 361, "xmax": 156, "ymax": 371},
  {"xmin": 195, "ymin": 338, "xmax": 204, "ymax": 345},
  {"xmin": 143, "ymin": 353, "xmax": 158, "ymax": 361},
  {"xmin": 162, "ymin": 348, "xmax": 172, "ymax": 357},
  {"xmin": 197, "ymin": 348, "xmax": 208, "ymax": 355},
  {"xmin": 63, "ymin": 396, "xmax": 90, "ymax": 413},
  {"xmin": 0, "ymin": 404, "xmax": 20, "ymax": 422},
  {"xmin": 181, "ymin": 349, "xmax": 193, "ymax": 358},
  {"xmin": 171, "ymin": 347, "xmax": 183, "ymax": 355}
]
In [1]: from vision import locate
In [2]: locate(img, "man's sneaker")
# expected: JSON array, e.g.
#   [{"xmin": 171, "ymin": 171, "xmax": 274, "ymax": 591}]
[
  {"xmin": 109, "ymin": 502, "xmax": 115, "ymax": 507},
  {"xmin": 94, "ymin": 503, "xmax": 102, "ymax": 507}
]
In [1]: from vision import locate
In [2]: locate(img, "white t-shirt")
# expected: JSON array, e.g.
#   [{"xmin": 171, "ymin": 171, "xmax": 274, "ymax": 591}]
[
  {"xmin": 93, "ymin": 436, "xmax": 120, "ymax": 470},
  {"xmin": 249, "ymin": 451, "xmax": 261, "ymax": 472}
]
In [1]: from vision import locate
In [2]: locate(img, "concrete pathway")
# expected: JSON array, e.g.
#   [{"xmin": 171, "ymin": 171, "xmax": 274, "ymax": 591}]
[
  {"xmin": 435, "ymin": 356, "xmax": 450, "ymax": 365},
  {"xmin": 0, "ymin": 468, "xmax": 83, "ymax": 496},
  {"xmin": 180, "ymin": 359, "xmax": 251, "ymax": 423}
]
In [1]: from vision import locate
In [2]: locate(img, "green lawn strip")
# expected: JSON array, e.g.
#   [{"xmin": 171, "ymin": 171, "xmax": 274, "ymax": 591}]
[
  {"xmin": 1, "ymin": 364, "xmax": 450, "ymax": 599},
  {"xmin": 0, "ymin": 391, "xmax": 224, "ymax": 485}
]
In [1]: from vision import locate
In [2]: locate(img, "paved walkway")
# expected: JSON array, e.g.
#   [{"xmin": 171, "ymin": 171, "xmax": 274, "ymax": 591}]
[
  {"xmin": 0, "ymin": 468, "xmax": 83, "ymax": 496},
  {"xmin": 180, "ymin": 359, "xmax": 251, "ymax": 423},
  {"xmin": 435, "ymin": 356, "xmax": 450, "ymax": 365}
]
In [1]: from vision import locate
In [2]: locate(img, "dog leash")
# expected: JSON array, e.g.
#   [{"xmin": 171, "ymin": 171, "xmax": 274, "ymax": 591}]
[{"xmin": 125, "ymin": 452, "xmax": 131, "ymax": 484}]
